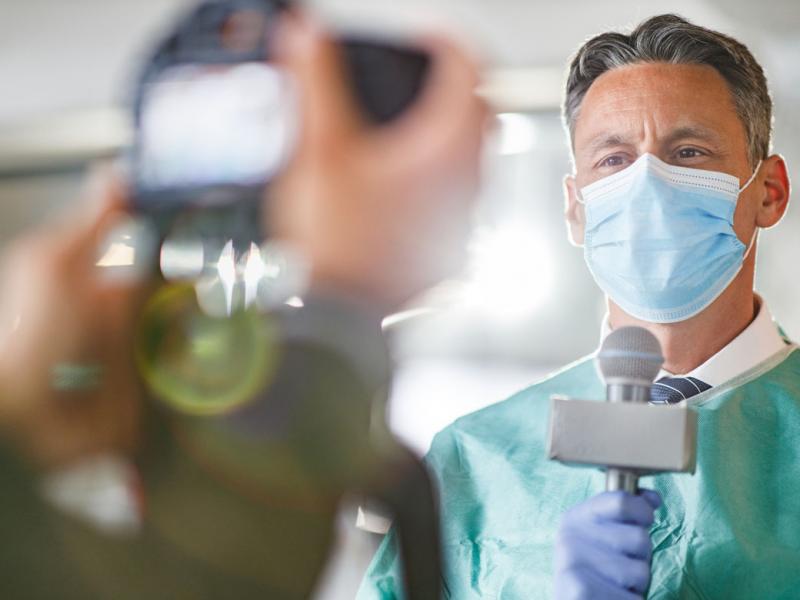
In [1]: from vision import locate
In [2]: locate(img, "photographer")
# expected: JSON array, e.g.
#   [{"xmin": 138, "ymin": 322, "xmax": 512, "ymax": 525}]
[{"xmin": 0, "ymin": 12, "xmax": 486, "ymax": 599}]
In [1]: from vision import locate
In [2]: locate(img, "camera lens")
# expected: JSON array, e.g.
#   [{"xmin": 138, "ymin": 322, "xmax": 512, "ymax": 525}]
[{"xmin": 136, "ymin": 283, "xmax": 279, "ymax": 415}]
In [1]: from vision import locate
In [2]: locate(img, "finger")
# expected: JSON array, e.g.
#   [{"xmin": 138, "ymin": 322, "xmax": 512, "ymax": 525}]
[
  {"xmin": 369, "ymin": 35, "xmax": 487, "ymax": 198},
  {"xmin": 562, "ymin": 534, "xmax": 652, "ymax": 595},
  {"xmin": 567, "ymin": 491, "xmax": 657, "ymax": 528},
  {"xmin": 379, "ymin": 35, "xmax": 487, "ymax": 151},
  {"xmin": 584, "ymin": 542, "xmax": 652, "ymax": 595},
  {"xmin": 273, "ymin": 13, "xmax": 363, "ymax": 150},
  {"xmin": 640, "ymin": 489, "xmax": 663, "ymax": 511},
  {"xmin": 56, "ymin": 163, "xmax": 130, "ymax": 265},
  {"xmin": 571, "ymin": 522, "xmax": 653, "ymax": 560},
  {"xmin": 558, "ymin": 566, "xmax": 645, "ymax": 600},
  {"xmin": 400, "ymin": 34, "xmax": 483, "ymax": 130}
]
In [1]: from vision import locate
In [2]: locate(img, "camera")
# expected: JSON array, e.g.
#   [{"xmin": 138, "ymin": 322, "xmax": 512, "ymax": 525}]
[
  {"xmin": 129, "ymin": 0, "xmax": 430, "ymax": 414},
  {"xmin": 130, "ymin": 0, "xmax": 431, "ymax": 248}
]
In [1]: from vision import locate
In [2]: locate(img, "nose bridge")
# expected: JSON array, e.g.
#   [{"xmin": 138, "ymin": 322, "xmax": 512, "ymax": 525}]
[
  {"xmin": 636, "ymin": 120, "xmax": 663, "ymax": 160},
  {"xmin": 637, "ymin": 144, "xmax": 663, "ymax": 161}
]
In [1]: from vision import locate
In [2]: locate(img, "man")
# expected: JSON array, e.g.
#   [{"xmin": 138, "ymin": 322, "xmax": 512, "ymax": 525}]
[
  {"xmin": 0, "ymin": 12, "xmax": 486, "ymax": 599},
  {"xmin": 358, "ymin": 14, "xmax": 797, "ymax": 600}
]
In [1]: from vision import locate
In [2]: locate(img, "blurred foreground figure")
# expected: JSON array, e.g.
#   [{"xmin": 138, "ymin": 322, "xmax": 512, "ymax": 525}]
[
  {"xmin": 0, "ymin": 12, "xmax": 485, "ymax": 600},
  {"xmin": 359, "ymin": 14, "xmax": 799, "ymax": 600}
]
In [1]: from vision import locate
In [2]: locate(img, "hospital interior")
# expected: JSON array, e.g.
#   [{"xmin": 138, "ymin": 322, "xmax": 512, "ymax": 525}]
[{"xmin": 1, "ymin": 0, "xmax": 799, "ymax": 598}]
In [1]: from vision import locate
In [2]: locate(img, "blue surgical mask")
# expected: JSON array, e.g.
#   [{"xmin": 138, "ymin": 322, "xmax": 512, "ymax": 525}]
[{"xmin": 578, "ymin": 153, "xmax": 761, "ymax": 323}]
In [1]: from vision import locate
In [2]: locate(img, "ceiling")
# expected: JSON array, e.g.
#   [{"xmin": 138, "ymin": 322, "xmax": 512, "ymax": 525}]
[{"xmin": 2, "ymin": 0, "xmax": 798, "ymax": 125}]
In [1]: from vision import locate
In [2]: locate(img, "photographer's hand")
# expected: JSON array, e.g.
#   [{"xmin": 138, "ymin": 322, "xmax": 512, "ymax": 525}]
[
  {"xmin": 0, "ymin": 167, "xmax": 147, "ymax": 470},
  {"xmin": 270, "ymin": 15, "xmax": 488, "ymax": 314}
]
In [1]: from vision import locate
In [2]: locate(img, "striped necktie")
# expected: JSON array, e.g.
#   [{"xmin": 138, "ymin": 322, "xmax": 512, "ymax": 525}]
[{"xmin": 650, "ymin": 376, "xmax": 711, "ymax": 405}]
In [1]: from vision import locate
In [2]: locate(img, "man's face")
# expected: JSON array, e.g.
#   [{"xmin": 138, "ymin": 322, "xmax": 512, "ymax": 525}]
[{"xmin": 565, "ymin": 62, "xmax": 759, "ymax": 247}]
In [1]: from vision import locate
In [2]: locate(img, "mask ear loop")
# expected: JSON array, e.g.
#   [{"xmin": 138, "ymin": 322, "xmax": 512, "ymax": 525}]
[
  {"xmin": 743, "ymin": 227, "xmax": 759, "ymax": 261},
  {"xmin": 739, "ymin": 159, "xmax": 763, "ymax": 261},
  {"xmin": 739, "ymin": 160, "xmax": 763, "ymax": 193}
]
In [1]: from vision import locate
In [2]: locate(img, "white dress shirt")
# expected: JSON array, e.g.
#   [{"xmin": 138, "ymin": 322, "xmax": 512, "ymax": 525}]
[{"xmin": 601, "ymin": 295, "xmax": 790, "ymax": 387}]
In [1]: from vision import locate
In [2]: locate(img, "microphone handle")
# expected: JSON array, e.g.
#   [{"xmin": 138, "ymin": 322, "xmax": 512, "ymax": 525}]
[
  {"xmin": 606, "ymin": 381, "xmax": 651, "ymax": 403},
  {"xmin": 606, "ymin": 468, "xmax": 638, "ymax": 493},
  {"xmin": 605, "ymin": 380, "xmax": 651, "ymax": 493}
]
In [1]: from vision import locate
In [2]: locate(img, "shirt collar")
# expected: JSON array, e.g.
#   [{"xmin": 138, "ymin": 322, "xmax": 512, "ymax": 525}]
[{"xmin": 599, "ymin": 296, "xmax": 788, "ymax": 387}]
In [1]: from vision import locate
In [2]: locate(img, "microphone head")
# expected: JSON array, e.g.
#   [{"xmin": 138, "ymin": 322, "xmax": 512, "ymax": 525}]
[{"xmin": 597, "ymin": 326, "xmax": 664, "ymax": 385}]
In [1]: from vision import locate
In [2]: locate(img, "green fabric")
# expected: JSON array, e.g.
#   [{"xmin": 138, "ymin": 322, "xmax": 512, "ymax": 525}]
[{"xmin": 357, "ymin": 345, "xmax": 800, "ymax": 599}]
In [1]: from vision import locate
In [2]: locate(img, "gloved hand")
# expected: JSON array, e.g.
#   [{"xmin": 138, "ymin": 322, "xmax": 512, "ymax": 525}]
[{"xmin": 553, "ymin": 489, "xmax": 662, "ymax": 600}]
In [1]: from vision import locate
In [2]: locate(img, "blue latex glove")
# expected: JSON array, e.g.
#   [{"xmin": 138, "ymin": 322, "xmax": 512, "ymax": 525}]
[{"xmin": 553, "ymin": 489, "xmax": 662, "ymax": 600}]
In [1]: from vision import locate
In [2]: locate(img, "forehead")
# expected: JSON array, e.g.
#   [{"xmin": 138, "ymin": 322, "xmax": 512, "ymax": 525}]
[{"xmin": 573, "ymin": 62, "xmax": 747, "ymax": 152}]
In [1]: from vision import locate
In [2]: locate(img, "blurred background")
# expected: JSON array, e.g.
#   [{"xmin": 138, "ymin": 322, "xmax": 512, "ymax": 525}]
[{"xmin": 2, "ymin": 0, "xmax": 799, "ymax": 596}]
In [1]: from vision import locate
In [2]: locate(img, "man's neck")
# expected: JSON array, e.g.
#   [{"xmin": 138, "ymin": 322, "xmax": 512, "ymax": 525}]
[{"xmin": 608, "ymin": 276, "xmax": 759, "ymax": 375}]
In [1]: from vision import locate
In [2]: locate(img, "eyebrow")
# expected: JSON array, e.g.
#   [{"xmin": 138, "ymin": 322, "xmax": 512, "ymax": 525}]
[
  {"xmin": 661, "ymin": 125, "xmax": 722, "ymax": 147},
  {"xmin": 583, "ymin": 125, "xmax": 723, "ymax": 156},
  {"xmin": 586, "ymin": 134, "xmax": 631, "ymax": 154}
]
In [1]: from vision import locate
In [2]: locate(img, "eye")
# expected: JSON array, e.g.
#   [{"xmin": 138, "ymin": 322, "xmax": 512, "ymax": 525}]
[
  {"xmin": 676, "ymin": 147, "xmax": 705, "ymax": 160},
  {"xmin": 599, "ymin": 155, "xmax": 626, "ymax": 168}
]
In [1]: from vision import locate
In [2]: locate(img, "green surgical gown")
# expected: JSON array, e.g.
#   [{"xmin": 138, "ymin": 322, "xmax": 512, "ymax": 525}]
[{"xmin": 357, "ymin": 344, "xmax": 800, "ymax": 599}]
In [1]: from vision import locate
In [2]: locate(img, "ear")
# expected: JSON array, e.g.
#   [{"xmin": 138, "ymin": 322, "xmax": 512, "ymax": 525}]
[
  {"xmin": 755, "ymin": 154, "xmax": 791, "ymax": 229},
  {"xmin": 564, "ymin": 174, "xmax": 585, "ymax": 246}
]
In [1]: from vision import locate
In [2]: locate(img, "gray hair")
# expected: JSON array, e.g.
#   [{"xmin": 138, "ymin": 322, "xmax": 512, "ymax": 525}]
[{"xmin": 563, "ymin": 14, "xmax": 772, "ymax": 166}]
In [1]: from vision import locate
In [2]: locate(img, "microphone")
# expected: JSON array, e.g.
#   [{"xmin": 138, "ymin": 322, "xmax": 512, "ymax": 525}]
[
  {"xmin": 596, "ymin": 326, "xmax": 664, "ymax": 493},
  {"xmin": 547, "ymin": 326, "xmax": 695, "ymax": 494}
]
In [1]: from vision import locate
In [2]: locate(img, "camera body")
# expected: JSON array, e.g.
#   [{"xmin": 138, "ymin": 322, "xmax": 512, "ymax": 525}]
[
  {"xmin": 130, "ymin": 0, "xmax": 430, "ymax": 246},
  {"xmin": 129, "ymin": 0, "xmax": 432, "ymax": 411}
]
